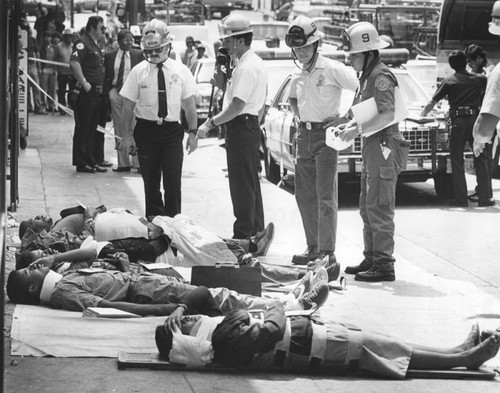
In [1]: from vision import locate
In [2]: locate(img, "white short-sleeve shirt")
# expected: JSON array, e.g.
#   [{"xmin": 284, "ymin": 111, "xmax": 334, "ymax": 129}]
[
  {"xmin": 290, "ymin": 55, "xmax": 359, "ymax": 122},
  {"xmin": 120, "ymin": 58, "xmax": 197, "ymax": 122},
  {"xmin": 480, "ymin": 63, "xmax": 500, "ymax": 118},
  {"xmin": 223, "ymin": 49, "xmax": 268, "ymax": 116}
]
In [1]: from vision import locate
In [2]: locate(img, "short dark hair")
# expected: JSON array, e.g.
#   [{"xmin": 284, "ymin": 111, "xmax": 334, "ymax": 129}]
[
  {"xmin": 19, "ymin": 217, "xmax": 53, "ymax": 238},
  {"xmin": 464, "ymin": 44, "xmax": 486, "ymax": 61},
  {"xmin": 15, "ymin": 250, "xmax": 37, "ymax": 270},
  {"xmin": 86, "ymin": 16, "xmax": 103, "ymax": 32},
  {"xmin": 7, "ymin": 270, "xmax": 40, "ymax": 305},
  {"xmin": 155, "ymin": 325, "xmax": 173, "ymax": 360},
  {"xmin": 235, "ymin": 32, "xmax": 253, "ymax": 46},
  {"xmin": 117, "ymin": 29, "xmax": 133, "ymax": 42},
  {"xmin": 448, "ymin": 50, "xmax": 467, "ymax": 71}
]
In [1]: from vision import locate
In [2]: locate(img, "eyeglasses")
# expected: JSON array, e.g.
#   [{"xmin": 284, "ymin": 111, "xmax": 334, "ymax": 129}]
[
  {"xmin": 285, "ymin": 25, "xmax": 316, "ymax": 48},
  {"xmin": 144, "ymin": 47, "xmax": 164, "ymax": 55}
]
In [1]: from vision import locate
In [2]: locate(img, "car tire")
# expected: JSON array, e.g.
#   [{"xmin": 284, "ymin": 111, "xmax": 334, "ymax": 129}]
[{"xmin": 433, "ymin": 172, "xmax": 454, "ymax": 199}]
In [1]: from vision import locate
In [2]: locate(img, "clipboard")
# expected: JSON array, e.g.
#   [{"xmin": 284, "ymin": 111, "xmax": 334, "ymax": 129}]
[{"xmin": 351, "ymin": 86, "xmax": 408, "ymax": 138}]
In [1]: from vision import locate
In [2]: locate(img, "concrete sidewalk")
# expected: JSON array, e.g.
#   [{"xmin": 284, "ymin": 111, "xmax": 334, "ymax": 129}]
[{"xmin": 4, "ymin": 113, "xmax": 500, "ymax": 392}]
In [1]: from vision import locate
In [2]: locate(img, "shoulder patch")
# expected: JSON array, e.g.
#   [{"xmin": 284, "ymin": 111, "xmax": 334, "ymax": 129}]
[
  {"xmin": 76, "ymin": 43, "xmax": 85, "ymax": 50},
  {"xmin": 375, "ymin": 75, "xmax": 390, "ymax": 91}
]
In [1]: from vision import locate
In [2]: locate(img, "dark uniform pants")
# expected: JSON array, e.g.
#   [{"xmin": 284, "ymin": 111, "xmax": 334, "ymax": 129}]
[
  {"xmin": 134, "ymin": 119, "xmax": 184, "ymax": 218},
  {"xmin": 360, "ymin": 132, "xmax": 409, "ymax": 268},
  {"xmin": 72, "ymin": 87, "xmax": 102, "ymax": 168},
  {"xmin": 449, "ymin": 116, "xmax": 492, "ymax": 204},
  {"xmin": 225, "ymin": 114, "xmax": 264, "ymax": 239}
]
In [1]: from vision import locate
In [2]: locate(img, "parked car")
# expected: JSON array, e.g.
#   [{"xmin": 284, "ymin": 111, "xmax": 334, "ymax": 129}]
[
  {"xmin": 262, "ymin": 49, "xmax": 457, "ymax": 199},
  {"xmin": 190, "ymin": 58, "xmax": 219, "ymax": 126},
  {"xmin": 75, "ymin": 0, "xmax": 123, "ymax": 13}
]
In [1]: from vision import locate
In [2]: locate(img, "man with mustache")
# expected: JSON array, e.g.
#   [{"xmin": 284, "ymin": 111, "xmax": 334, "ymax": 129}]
[{"xmin": 118, "ymin": 19, "xmax": 198, "ymax": 217}]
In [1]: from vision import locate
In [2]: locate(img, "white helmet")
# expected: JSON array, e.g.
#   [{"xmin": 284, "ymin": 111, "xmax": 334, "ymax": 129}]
[
  {"xmin": 285, "ymin": 15, "xmax": 323, "ymax": 48},
  {"xmin": 141, "ymin": 19, "xmax": 173, "ymax": 63},
  {"xmin": 219, "ymin": 14, "xmax": 253, "ymax": 39},
  {"xmin": 341, "ymin": 22, "xmax": 389, "ymax": 53},
  {"xmin": 489, "ymin": 1, "xmax": 500, "ymax": 35}
]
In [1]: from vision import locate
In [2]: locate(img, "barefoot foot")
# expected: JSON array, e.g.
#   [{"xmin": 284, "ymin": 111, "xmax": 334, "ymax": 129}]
[{"xmin": 456, "ymin": 321, "xmax": 480, "ymax": 352}]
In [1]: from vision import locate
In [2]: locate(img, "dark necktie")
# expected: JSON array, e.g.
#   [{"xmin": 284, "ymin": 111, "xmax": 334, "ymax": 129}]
[
  {"xmin": 115, "ymin": 52, "xmax": 126, "ymax": 92},
  {"xmin": 157, "ymin": 63, "xmax": 168, "ymax": 120}
]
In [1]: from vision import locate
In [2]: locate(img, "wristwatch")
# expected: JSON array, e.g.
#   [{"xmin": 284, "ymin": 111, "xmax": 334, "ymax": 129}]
[{"xmin": 188, "ymin": 129, "xmax": 197, "ymax": 135}]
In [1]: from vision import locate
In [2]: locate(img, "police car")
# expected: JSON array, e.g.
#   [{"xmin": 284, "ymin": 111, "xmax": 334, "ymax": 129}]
[{"xmin": 262, "ymin": 48, "xmax": 455, "ymax": 198}]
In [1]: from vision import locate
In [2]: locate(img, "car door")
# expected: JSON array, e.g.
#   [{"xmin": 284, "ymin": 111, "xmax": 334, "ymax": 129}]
[{"xmin": 264, "ymin": 75, "xmax": 296, "ymax": 172}]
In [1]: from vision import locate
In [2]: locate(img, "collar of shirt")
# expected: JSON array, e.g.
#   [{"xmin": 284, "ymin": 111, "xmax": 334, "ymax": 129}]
[
  {"xmin": 300, "ymin": 54, "xmax": 326, "ymax": 75},
  {"xmin": 118, "ymin": 48, "xmax": 129, "ymax": 59}
]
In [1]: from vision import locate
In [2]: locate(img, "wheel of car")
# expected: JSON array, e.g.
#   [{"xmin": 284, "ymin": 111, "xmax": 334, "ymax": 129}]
[
  {"xmin": 433, "ymin": 172, "xmax": 454, "ymax": 199},
  {"xmin": 264, "ymin": 148, "xmax": 281, "ymax": 185}
]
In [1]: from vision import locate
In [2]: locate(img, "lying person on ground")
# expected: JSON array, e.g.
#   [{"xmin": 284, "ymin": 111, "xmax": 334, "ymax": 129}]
[
  {"xmin": 155, "ymin": 302, "xmax": 500, "ymax": 379},
  {"xmin": 6, "ymin": 260, "xmax": 330, "ymax": 316}
]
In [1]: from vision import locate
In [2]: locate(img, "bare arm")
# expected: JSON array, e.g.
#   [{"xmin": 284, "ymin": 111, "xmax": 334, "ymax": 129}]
[
  {"xmin": 33, "ymin": 248, "xmax": 97, "ymax": 269},
  {"xmin": 183, "ymin": 95, "xmax": 198, "ymax": 154},
  {"xmin": 98, "ymin": 299, "xmax": 178, "ymax": 316},
  {"xmin": 212, "ymin": 97, "xmax": 246, "ymax": 126},
  {"xmin": 420, "ymin": 99, "xmax": 438, "ymax": 117}
]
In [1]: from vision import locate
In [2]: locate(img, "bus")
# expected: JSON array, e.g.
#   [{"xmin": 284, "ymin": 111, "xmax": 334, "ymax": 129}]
[{"xmin": 437, "ymin": 0, "xmax": 500, "ymax": 81}]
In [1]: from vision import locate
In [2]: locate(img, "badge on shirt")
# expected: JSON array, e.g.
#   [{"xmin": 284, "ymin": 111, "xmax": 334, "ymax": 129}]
[
  {"xmin": 375, "ymin": 75, "xmax": 390, "ymax": 91},
  {"xmin": 76, "ymin": 42, "xmax": 84, "ymax": 50},
  {"xmin": 317, "ymin": 74, "xmax": 325, "ymax": 87}
]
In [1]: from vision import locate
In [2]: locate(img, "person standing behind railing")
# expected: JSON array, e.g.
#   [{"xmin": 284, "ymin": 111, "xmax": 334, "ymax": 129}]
[{"xmin": 54, "ymin": 28, "xmax": 74, "ymax": 114}]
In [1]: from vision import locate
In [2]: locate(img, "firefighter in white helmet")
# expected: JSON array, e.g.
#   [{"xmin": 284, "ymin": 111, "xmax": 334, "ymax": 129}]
[
  {"xmin": 118, "ymin": 19, "xmax": 199, "ymax": 217},
  {"xmin": 198, "ymin": 14, "xmax": 272, "ymax": 241},
  {"xmin": 338, "ymin": 21, "xmax": 409, "ymax": 282},
  {"xmin": 473, "ymin": 1, "xmax": 500, "ymax": 158},
  {"xmin": 285, "ymin": 15, "xmax": 358, "ymax": 280}
]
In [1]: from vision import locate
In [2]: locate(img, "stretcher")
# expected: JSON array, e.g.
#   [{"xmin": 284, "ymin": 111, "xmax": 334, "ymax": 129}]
[{"xmin": 117, "ymin": 352, "xmax": 498, "ymax": 380}]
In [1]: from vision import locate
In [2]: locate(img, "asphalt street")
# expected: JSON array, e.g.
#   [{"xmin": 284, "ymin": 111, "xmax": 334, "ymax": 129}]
[{"xmin": 3, "ymin": 107, "xmax": 500, "ymax": 392}]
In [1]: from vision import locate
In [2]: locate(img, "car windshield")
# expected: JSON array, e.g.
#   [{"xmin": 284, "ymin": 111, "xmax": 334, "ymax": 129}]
[
  {"xmin": 251, "ymin": 24, "xmax": 289, "ymax": 40},
  {"xmin": 395, "ymin": 72, "xmax": 430, "ymax": 109},
  {"xmin": 195, "ymin": 60, "xmax": 216, "ymax": 84},
  {"xmin": 265, "ymin": 59, "xmax": 296, "ymax": 101}
]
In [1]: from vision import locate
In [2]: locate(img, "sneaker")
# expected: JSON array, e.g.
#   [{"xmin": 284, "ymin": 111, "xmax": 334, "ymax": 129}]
[
  {"xmin": 355, "ymin": 266, "xmax": 395, "ymax": 282},
  {"xmin": 251, "ymin": 222, "xmax": 275, "ymax": 257},
  {"xmin": 291, "ymin": 270, "xmax": 313, "ymax": 299},
  {"xmin": 307, "ymin": 253, "xmax": 341, "ymax": 282},
  {"xmin": 292, "ymin": 246, "xmax": 321, "ymax": 265},
  {"xmin": 345, "ymin": 259, "xmax": 372, "ymax": 275},
  {"xmin": 298, "ymin": 283, "xmax": 329, "ymax": 310},
  {"xmin": 312, "ymin": 266, "xmax": 329, "ymax": 287}
]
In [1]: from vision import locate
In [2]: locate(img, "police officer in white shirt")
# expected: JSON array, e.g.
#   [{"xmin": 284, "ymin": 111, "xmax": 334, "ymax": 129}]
[
  {"xmin": 198, "ymin": 14, "xmax": 270, "ymax": 240},
  {"xmin": 119, "ymin": 19, "xmax": 198, "ymax": 218}
]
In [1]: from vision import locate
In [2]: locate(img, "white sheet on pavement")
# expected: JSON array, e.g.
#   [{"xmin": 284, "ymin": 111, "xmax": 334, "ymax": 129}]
[{"xmin": 11, "ymin": 305, "xmax": 165, "ymax": 357}]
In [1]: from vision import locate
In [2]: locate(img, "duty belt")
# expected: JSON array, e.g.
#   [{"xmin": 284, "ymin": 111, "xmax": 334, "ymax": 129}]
[
  {"xmin": 300, "ymin": 121, "xmax": 325, "ymax": 130},
  {"xmin": 452, "ymin": 106, "xmax": 479, "ymax": 117}
]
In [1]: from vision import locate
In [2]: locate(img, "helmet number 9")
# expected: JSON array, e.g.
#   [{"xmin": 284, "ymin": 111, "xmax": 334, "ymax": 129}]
[{"xmin": 362, "ymin": 33, "xmax": 370, "ymax": 43}]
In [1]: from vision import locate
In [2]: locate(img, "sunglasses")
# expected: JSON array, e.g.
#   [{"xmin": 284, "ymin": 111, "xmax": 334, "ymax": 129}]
[
  {"xmin": 144, "ymin": 47, "xmax": 164, "ymax": 55},
  {"xmin": 285, "ymin": 25, "xmax": 316, "ymax": 48}
]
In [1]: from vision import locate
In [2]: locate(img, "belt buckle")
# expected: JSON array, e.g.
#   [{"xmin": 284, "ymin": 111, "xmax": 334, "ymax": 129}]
[
  {"xmin": 157, "ymin": 118, "xmax": 163, "ymax": 125},
  {"xmin": 306, "ymin": 121, "xmax": 312, "ymax": 130}
]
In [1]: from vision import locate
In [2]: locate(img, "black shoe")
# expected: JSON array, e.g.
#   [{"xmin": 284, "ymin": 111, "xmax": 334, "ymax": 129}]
[
  {"xmin": 345, "ymin": 259, "xmax": 372, "ymax": 275},
  {"xmin": 298, "ymin": 282, "xmax": 329, "ymax": 310},
  {"xmin": 467, "ymin": 191, "xmax": 479, "ymax": 203},
  {"xmin": 292, "ymin": 246, "xmax": 321, "ymax": 265},
  {"xmin": 76, "ymin": 165, "xmax": 96, "ymax": 173},
  {"xmin": 93, "ymin": 165, "xmax": 107, "ymax": 173},
  {"xmin": 355, "ymin": 266, "xmax": 395, "ymax": 282},
  {"xmin": 112, "ymin": 166, "xmax": 132, "ymax": 172},
  {"xmin": 478, "ymin": 199, "xmax": 496, "ymax": 207},
  {"xmin": 98, "ymin": 161, "xmax": 113, "ymax": 167}
]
